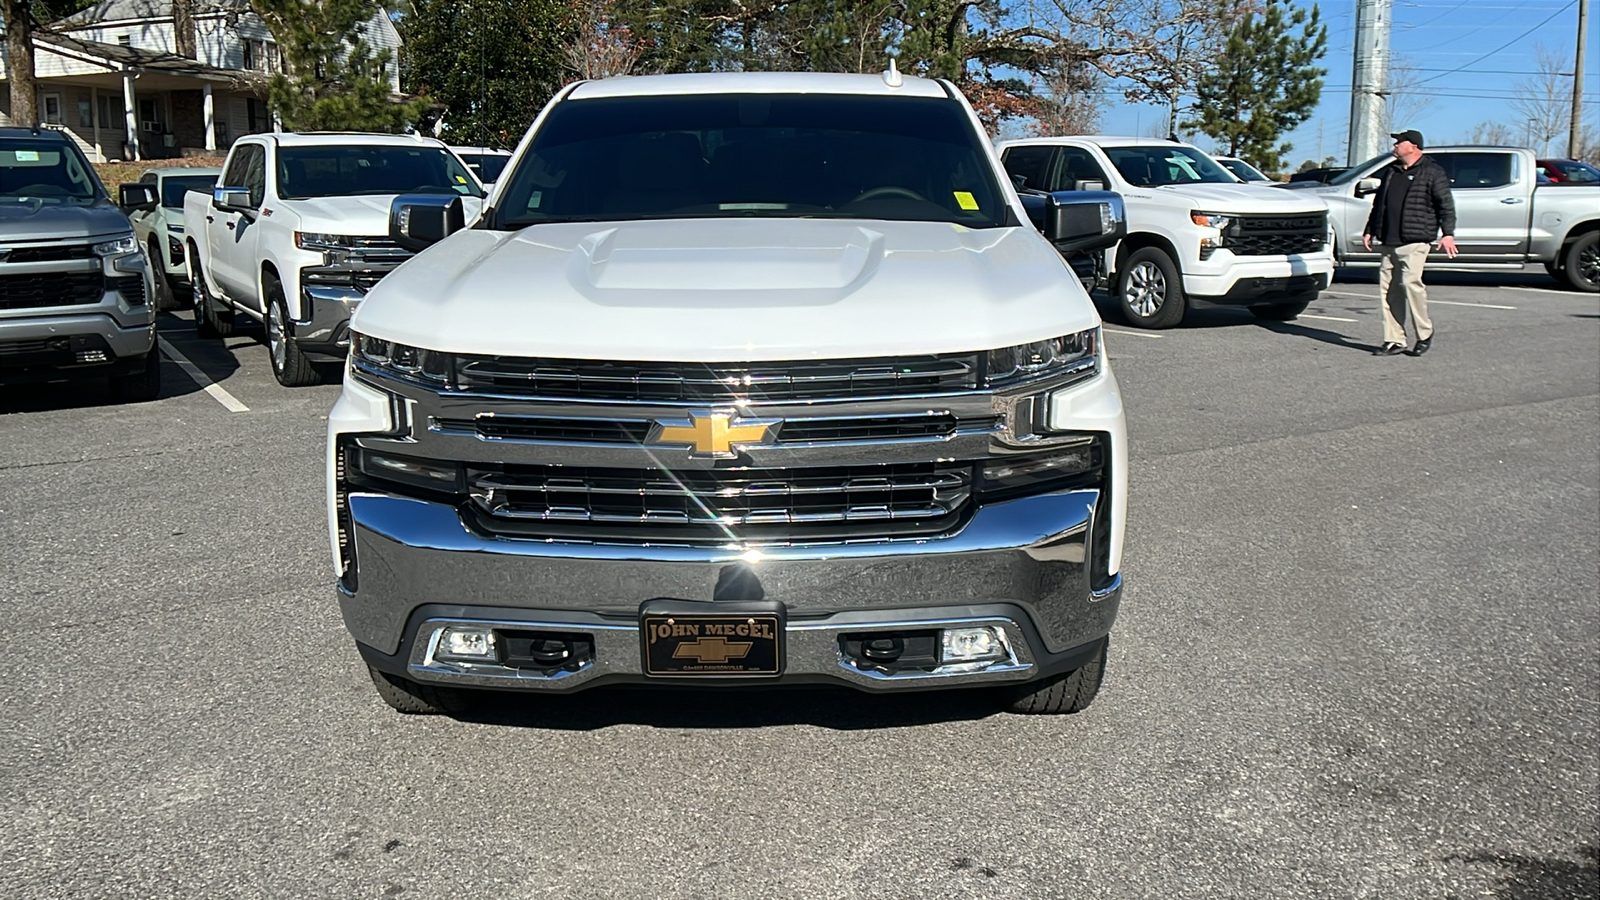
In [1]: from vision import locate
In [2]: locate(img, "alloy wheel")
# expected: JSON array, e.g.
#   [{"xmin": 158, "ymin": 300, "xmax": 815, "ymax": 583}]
[
  {"xmin": 1125, "ymin": 261, "xmax": 1167, "ymax": 317},
  {"xmin": 268, "ymin": 302, "xmax": 287, "ymax": 373},
  {"xmin": 1580, "ymin": 243, "xmax": 1600, "ymax": 289}
]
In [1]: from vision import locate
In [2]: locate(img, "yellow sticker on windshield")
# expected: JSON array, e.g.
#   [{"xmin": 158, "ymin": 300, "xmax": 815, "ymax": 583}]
[{"xmin": 954, "ymin": 191, "xmax": 979, "ymax": 210}]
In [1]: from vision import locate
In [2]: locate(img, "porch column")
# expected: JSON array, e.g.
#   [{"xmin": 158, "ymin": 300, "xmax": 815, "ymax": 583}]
[
  {"xmin": 202, "ymin": 83, "xmax": 216, "ymax": 151},
  {"xmin": 122, "ymin": 70, "xmax": 139, "ymax": 161},
  {"xmin": 90, "ymin": 86, "xmax": 102, "ymax": 161}
]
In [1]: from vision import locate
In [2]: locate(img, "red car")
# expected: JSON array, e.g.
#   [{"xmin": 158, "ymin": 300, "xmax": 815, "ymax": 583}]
[{"xmin": 1536, "ymin": 158, "xmax": 1600, "ymax": 184}]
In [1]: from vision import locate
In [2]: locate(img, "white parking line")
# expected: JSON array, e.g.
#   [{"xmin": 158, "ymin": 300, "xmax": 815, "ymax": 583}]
[
  {"xmin": 1299, "ymin": 313, "xmax": 1357, "ymax": 322},
  {"xmin": 1501, "ymin": 285, "xmax": 1587, "ymax": 297},
  {"xmin": 1103, "ymin": 328, "xmax": 1164, "ymax": 339},
  {"xmin": 1430, "ymin": 299, "xmax": 1517, "ymax": 310},
  {"xmin": 158, "ymin": 337, "xmax": 249, "ymax": 412}
]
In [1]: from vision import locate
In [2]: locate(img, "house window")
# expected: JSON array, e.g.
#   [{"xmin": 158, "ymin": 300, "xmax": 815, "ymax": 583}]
[
  {"xmin": 98, "ymin": 95, "xmax": 120, "ymax": 133},
  {"xmin": 42, "ymin": 93, "xmax": 63, "ymax": 125},
  {"xmin": 243, "ymin": 39, "xmax": 280, "ymax": 73},
  {"xmin": 246, "ymin": 98, "xmax": 269, "ymax": 133},
  {"xmin": 117, "ymin": 35, "xmax": 131, "ymax": 47},
  {"xmin": 78, "ymin": 98, "xmax": 93, "ymax": 129}
]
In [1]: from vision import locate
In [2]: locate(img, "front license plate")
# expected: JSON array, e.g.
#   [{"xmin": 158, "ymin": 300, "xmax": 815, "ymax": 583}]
[{"xmin": 641, "ymin": 613, "xmax": 783, "ymax": 676}]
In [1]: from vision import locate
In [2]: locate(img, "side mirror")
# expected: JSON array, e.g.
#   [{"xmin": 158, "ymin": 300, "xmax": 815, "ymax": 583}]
[
  {"xmin": 1354, "ymin": 178, "xmax": 1380, "ymax": 197},
  {"xmin": 1041, "ymin": 190, "xmax": 1127, "ymax": 254},
  {"xmin": 118, "ymin": 183, "xmax": 158, "ymax": 213},
  {"xmin": 390, "ymin": 193, "xmax": 464, "ymax": 252},
  {"xmin": 212, "ymin": 185, "xmax": 251, "ymax": 210},
  {"xmin": 1010, "ymin": 173, "xmax": 1028, "ymax": 191}
]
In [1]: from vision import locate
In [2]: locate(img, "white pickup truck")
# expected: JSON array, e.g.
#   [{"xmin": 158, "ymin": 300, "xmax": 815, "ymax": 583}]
[
  {"xmin": 1295, "ymin": 145, "xmax": 1599, "ymax": 292},
  {"xmin": 183, "ymin": 133, "xmax": 485, "ymax": 385},
  {"xmin": 328, "ymin": 70, "xmax": 1132, "ymax": 717},
  {"xmin": 998, "ymin": 136, "xmax": 1335, "ymax": 328}
]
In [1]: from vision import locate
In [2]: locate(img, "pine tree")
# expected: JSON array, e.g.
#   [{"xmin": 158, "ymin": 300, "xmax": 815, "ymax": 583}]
[
  {"xmin": 252, "ymin": 0, "xmax": 427, "ymax": 132},
  {"xmin": 1183, "ymin": 0, "xmax": 1327, "ymax": 176}
]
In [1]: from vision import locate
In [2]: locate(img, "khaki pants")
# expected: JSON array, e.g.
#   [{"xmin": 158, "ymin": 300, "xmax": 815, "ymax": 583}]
[{"xmin": 1378, "ymin": 242, "xmax": 1434, "ymax": 345}]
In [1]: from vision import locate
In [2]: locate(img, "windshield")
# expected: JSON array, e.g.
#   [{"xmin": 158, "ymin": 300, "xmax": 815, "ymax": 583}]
[
  {"xmin": 161, "ymin": 174, "xmax": 219, "ymax": 208},
  {"xmin": 459, "ymin": 152, "xmax": 510, "ymax": 183},
  {"xmin": 0, "ymin": 139, "xmax": 101, "ymax": 204},
  {"xmin": 1219, "ymin": 158, "xmax": 1269, "ymax": 182},
  {"xmin": 494, "ymin": 93, "xmax": 1010, "ymax": 229},
  {"xmin": 276, "ymin": 146, "xmax": 484, "ymax": 200},
  {"xmin": 1329, "ymin": 155, "xmax": 1391, "ymax": 185},
  {"xmin": 1103, "ymin": 145, "xmax": 1238, "ymax": 186},
  {"xmin": 1549, "ymin": 159, "xmax": 1600, "ymax": 183}
]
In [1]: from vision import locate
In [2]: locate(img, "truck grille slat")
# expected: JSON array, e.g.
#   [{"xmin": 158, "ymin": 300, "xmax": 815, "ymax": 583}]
[
  {"xmin": 1228, "ymin": 213, "xmax": 1328, "ymax": 257},
  {"xmin": 453, "ymin": 355, "xmax": 981, "ymax": 402},
  {"xmin": 464, "ymin": 462, "xmax": 972, "ymax": 541},
  {"xmin": 433, "ymin": 413, "xmax": 977, "ymax": 445}
]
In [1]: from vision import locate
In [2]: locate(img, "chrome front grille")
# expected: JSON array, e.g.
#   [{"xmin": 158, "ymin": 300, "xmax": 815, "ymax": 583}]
[
  {"xmin": 452, "ymin": 354, "xmax": 982, "ymax": 402},
  {"xmin": 464, "ymin": 461, "xmax": 973, "ymax": 543},
  {"xmin": 432, "ymin": 412, "xmax": 979, "ymax": 446}
]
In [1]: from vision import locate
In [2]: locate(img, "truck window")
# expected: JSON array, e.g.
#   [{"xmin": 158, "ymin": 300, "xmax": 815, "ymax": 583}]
[
  {"xmin": 458, "ymin": 152, "xmax": 509, "ymax": 183},
  {"xmin": 161, "ymin": 173, "xmax": 220, "ymax": 209},
  {"xmin": 1103, "ymin": 145, "xmax": 1235, "ymax": 187},
  {"xmin": 276, "ymin": 146, "xmax": 484, "ymax": 200},
  {"xmin": 1049, "ymin": 147, "xmax": 1110, "ymax": 192},
  {"xmin": 221, "ymin": 143, "xmax": 256, "ymax": 191},
  {"xmin": 1002, "ymin": 146, "xmax": 1054, "ymax": 191},
  {"xmin": 241, "ymin": 145, "xmax": 267, "ymax": 208},
  {"xmin": 0, "ymin": 138, "xmax": 100, "ymax": 203},
  {"xmin": 496, "ymin": 93, "xmax": 1010, "ymax": 229},
  {"xmin": 1430, "ymin": 152, "xmax": 1513, "ymax": 189}
]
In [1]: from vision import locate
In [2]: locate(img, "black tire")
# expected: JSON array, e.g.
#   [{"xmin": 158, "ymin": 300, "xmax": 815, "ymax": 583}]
[
  {"xmin": 366, "ymin": 665, "xmax": 475, "ymax": 715},
  {"xmin": 1116, "ymin": 247, "xmax": 1186, "ymax": 329},
  {"xmin": 1562, "ymin": 231, "xmax": 1599, "ymax": 293},
  {"xmin": 190, "ymin": 243, "xmax": 233, "ymax": 338},
  {"xmin": 148, "ymin": 238, "xmax": 179, "ymax": 311},
  {"xmin": 265, "ymin": 278, "xmax": 320, "ymax": 386},
  {"xmin": 108, "ymin": 343, "xmax": 162, "ymax": 403},
  {"xmin": 1003, "ymin": 637, "xmax": 1108, "ymax": 715},
  {"xmin": 1250, "ymin": 297, "xmax": 1313, "ymax": 321}
]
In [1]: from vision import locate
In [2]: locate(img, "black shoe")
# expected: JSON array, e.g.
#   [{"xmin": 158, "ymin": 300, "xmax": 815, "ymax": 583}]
[
  {"xmin": 1372, "ymin": 342, "xmax": 1406, "ymax": 356},
  {"xmin": 1405, "ymin": 337, "xmax": 1431, "ymax": 357}
]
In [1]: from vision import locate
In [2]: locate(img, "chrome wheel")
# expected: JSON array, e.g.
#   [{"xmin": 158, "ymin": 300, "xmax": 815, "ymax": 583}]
[
  {"xmin": 1124, "ymin": 261, "xmax": 1167, "ymax": 317},
  {"xmin": 268, "ymin": 301, "xmax": 288, "ymax": 374}
]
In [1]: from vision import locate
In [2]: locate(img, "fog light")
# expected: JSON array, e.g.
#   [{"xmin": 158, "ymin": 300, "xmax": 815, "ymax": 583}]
[
  {"xmin": 437, "ymin": 627, "xmax": 497, "ymax": 662},
  {"xmin": 76, "ymin": 350, "xmax": 109, "ymax": 363},
  {"xmin": 941, "ymin": 626, "xmax": 1005, "ymax": 663}
]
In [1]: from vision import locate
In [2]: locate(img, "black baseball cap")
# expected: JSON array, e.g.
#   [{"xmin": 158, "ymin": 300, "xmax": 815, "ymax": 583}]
[{"xmin": 1390, "ymin": 129, "xmax": 1424, "ymax": 148}]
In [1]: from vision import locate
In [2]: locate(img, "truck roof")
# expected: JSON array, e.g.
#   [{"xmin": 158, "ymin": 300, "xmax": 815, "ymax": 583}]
[
  {"xmin": 248, "ymin": 132, "xmax": 451, "ymax": 149},
  {"xmin": 999, "ymin": 136, "xmax": 1192, "ymax": 148},
  {"xmin": 567, "ymin": 71, "xmax": 949, "ymax": 100}
]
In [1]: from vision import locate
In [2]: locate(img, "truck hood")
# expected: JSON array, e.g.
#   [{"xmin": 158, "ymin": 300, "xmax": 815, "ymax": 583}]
[
  {"xmin": 353, "ymin": 218, "xmax": 1099, "ymax": 361},
  {"xmin": 279, "ymin": 194, "xmax": 485, "ymax": 234},
  {"xmin": 0, "ymin": 201, "xmax": 132, "ymax": 243},
  {"xmin": 1140, "ymin": 182, "xmax": 1328, "ymax": 212}
]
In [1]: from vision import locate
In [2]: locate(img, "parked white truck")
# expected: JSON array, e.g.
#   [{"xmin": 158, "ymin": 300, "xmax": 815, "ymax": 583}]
[
  {"xmin": 1301, "ymin": 145, "xmax": 1599, "ymax": 292},
  {"xmin": 998, "ymin": 136, "xmax": 1336, "ymax": 328},
  {"xmin": 328, "ymin": 71, "xmax": 1132, "ymax": 716},
  {"xmin": 183, "ymin": 133, "xmax": 485, "ymax": 385}
]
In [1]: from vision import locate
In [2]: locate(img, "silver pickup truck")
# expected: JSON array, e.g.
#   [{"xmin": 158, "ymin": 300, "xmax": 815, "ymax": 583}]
[{"xmin": 1304, "ymin": 145, "xmax": 1599, "ymax": 291}]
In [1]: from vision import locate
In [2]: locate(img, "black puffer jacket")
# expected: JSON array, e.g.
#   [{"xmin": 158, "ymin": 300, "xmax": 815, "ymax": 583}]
[{"xmin": 1364, "ymin": 155, "xmax": 1457, "ymax": 244}]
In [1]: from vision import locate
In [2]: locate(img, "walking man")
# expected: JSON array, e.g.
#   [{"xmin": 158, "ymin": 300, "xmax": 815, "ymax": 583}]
[{"xmin": 1362, "ymin": 129, "xmax": 1457, "ymax": 356}]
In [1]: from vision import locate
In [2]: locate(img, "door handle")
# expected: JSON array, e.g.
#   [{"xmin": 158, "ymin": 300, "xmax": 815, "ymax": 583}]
[
  {"xmin": 205, "ymin": 215, "xmax": 214, "ymax": 223},
  {"xmin": 225, "ymin": 220, "xmax": 235, "ymax": 229},
  {"xmin": 1501, "ymin": 197, "xmax": 1525, "ymax": 204}
]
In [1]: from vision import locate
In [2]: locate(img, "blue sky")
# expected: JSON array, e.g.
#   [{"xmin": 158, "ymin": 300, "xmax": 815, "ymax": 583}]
[{"xmin": 1094, "ymin": 0, "xmax": 1600, "ymax": 166}]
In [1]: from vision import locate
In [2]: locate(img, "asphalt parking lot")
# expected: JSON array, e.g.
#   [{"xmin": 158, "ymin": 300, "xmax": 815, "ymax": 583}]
[{"xmin": 1, "ymin": 267, "xmax": 1595, "ymax": 899}]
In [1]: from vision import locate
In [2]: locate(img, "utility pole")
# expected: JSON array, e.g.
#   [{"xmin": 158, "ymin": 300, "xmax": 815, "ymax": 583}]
[
  {"xmin": 1348, "ymin": 0, "xmax": 1392, "ymax": 167},
  {"xmin": 1572, "ymin": 0, "xmax": 1590, "ymax": 158}
]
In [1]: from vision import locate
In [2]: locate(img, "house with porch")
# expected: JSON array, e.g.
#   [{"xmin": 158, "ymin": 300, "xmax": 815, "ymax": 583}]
[{"xmin": 0, "ymin": 0, "xmax": 402, "ymax": 161}]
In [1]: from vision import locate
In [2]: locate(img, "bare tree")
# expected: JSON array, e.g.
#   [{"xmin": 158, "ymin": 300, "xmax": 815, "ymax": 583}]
[
  {"xmin": 1028, "ymin": 56, "xmax": 1103, "ymax": 136},
  {"xmin": 1383, "ymin": 59, "xmax": 1428, "ymax": 133},
  {"xmin": 564, "ymin": 0, "xmax": 647, "ymax": 81},
  {"xmin": 1510, "ymin": 44, "xmax": 1572, "ymax": 156},
  {"xmin": 1464, "ymin": 120, "xmax": 1516, "ymax": 145}
]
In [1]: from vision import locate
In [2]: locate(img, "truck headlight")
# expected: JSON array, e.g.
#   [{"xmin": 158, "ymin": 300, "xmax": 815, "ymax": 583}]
[
  {"xmin": 352, "ymin": 332, "xmax": 453, "ymax": 385},
  {"xmin": 92, "ymin": 234, "xmax": 139, "ymax": 257},
  {"xmin": 1190, "ymin": 211, "xmax": 1232, "ymax": 229},
  {"xmin": 296, "ymin": 232, "xmax": 363, "ymax": 251},
  {"xmin": 986, "ymin": 328, "xmax": 1099, "ymax": 387}
]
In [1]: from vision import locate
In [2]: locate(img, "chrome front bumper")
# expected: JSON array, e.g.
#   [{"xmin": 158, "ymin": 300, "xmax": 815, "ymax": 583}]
[
  {"xmin": 341, "ymin": 486, "xmax": 1120, "ymax": 690},
  {"xmin": 296, "ymin": 286, "xmax": 362, "ymax": 355}
]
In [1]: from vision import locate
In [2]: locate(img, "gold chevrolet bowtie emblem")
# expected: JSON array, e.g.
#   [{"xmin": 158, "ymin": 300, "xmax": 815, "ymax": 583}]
[
  {"xmin": 672, "ymin": 636, "xmax": 753, "ymax": 664},
  {"xmin": 649, "ymin": 410, "xmax": 777, "ymax": 459}
]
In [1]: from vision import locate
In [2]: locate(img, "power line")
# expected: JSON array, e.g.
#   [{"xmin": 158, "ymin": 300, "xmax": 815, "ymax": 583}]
[{"xmin": 1411, "ymin": 0, "xmax": 1578, "ymax": 86}]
